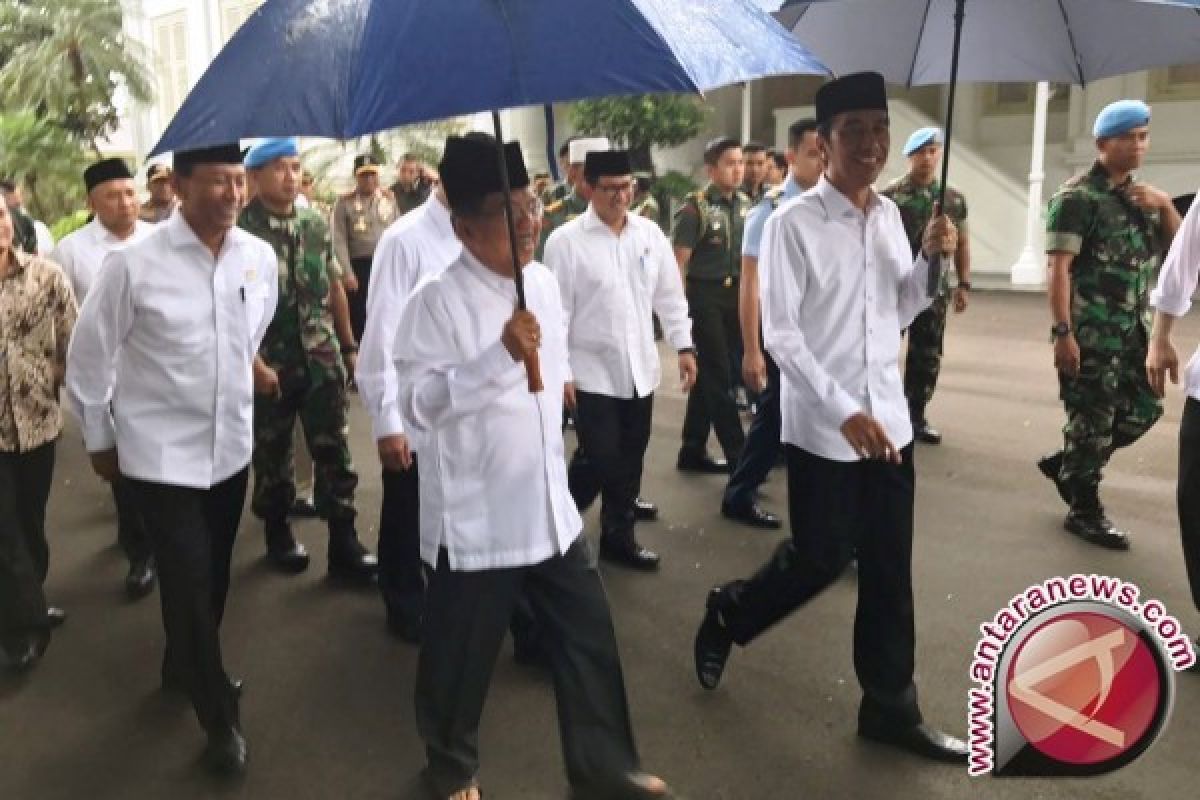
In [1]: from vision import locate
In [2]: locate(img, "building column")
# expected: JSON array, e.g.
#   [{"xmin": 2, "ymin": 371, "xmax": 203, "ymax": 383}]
[
  {"xmin": 741, "ymin": 82, "xmax": 752, "ymax": 143},
  {"xmin": 1010, "ymin": 82, "xmax": 1050, "ymax": 287}
]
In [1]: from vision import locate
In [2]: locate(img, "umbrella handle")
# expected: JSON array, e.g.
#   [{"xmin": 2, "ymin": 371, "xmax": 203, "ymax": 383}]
[{"xmin": 524, "ymin": 350, "xmax": 544, "ymax": 393}]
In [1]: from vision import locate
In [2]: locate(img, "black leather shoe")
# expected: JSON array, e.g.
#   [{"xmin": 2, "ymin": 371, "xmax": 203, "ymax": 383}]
[
  {"xmin": 125, "ymin": 556, "xmax": 157, "ymax": 600},
  {"xmin": 721, "ymin": 501, "xmax": 781, "ymax": 529},
  {"xmin": 265, "ymin": 521, "xmax": 310, "ymax": 574},
  {"xmin": 328, "ymin": 527, "xmax": 379, "ymax": 583},
  {"xmin": 571, "ymin": 772, "xmax": 673, "ymax": 799},
  {"xmin": 203, "ymin": 726, "xmax": 248, "ymax": 775},
  {"xmin": 386, "ymin": 611, "xmax": 421, "ymax": 644},
  {"xmin": 1065, "ymin": 510, "xmax": 1131, "ymax": 550},
  {"xmin": 913, "ymin": 421, "xmax": 942, "ymax": 445},
  {"xmin": 288, "ymin": 496, "xmax": 319, "ymax": 518},
  {"xmin": 634, "ymin": 497, "xmax": 659, "ymax": 521},
  {"xmin": 45, "ymin": 607, "xmax": 66, "ymax": 628},
  {"xmin": 676, "ymin": 451, "xmax": 730, "ymax": 474},
  {"xmin": 598, "ymin": 537, "xmax": 660, "ymax": 571},
  {"xmin": 858, "ymin": 720, "xmax": 968, "ymax": 764},
  {"xmin": 694, "ymin": 588, "xmax": 733, "ymax": 690},
  {"xmin": 1037, "ymin": 451, "xmax": 1072, "ymax": 505}
]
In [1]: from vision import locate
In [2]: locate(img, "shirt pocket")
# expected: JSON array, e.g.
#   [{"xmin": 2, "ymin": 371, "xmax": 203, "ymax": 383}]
[{"xmin": 242, "ymin": 282, "xmax": 270, "ymax": 337}]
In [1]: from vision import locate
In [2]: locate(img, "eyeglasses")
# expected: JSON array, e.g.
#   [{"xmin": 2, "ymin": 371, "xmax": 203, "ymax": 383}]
[{"xmin": 595, "ymin": 181, "xmax": 634, "ymax": 196}]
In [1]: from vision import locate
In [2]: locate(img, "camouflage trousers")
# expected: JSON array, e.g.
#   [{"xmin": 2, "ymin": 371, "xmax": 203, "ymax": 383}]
[
  {"xmin": 252, "ymin": 361, "xmax": 358, "ymax": 523},
  {"xmin": 903, "ymin": 292, "xmax": 949, "ymax": 419},
  {"xmin": 1058, "ymin": 340, "xmax": 1163, "ymax": 493}
]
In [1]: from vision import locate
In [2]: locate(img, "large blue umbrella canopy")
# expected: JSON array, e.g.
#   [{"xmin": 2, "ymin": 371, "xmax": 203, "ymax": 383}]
[
  {"xmin": 151, "ymin": 0, "xmax": 829, "ymax": 154},
  {"xmin": 774, "ymin": 0, "xmax": 1200, "ymax": 86}
]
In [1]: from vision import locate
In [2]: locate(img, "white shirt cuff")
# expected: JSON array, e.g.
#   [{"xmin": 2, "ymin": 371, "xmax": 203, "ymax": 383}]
[
  {"xmin": 372, "ymin": 407, "xmax": 406, "ymax": 440},
  {"xmin": 83, "ymin": 406, "xmax": 117, "ymax": 453},
  {"xmin": 1151, "ymin": 287, "xmax": 1191, "ymax": 319}
]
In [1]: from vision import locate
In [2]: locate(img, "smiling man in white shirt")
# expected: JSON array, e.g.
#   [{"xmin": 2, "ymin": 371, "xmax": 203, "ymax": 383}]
[
  {"xmin": 52, "ymin": 158, "xmax": 157, "ymax": 601},
  {"xmin": 691, "ymin": 72, "xmax": 968, "ymax": 765},
  {"xmin": 66, "ymin": 143, "xmax": 277, "ymax": 776},
  {"xmin": 544, "ymin": 149, "xmax": 695, "ymax": 572},
  {"xmin": 395, "ymin": 135, "xmax": 669, "ymax": 800}
]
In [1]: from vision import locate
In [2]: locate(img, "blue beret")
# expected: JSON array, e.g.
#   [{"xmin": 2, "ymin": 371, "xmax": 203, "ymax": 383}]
[
  {"xmin": 243, "ymin": 137, "xmax": 299, "ymax": 169},
  {"xmin": 903, "ymin": 127, "xmax": 942, "ymax": 157},
  {"xmin": 1093, "ymin": 100, "xmax": 1150, "ymax": 139}
]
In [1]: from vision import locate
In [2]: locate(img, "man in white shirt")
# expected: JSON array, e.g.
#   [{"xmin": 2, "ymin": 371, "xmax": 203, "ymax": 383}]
[
  {"xmin": 691, "ymin": 73, "xmax": 968, "ymax": 764},
  {"xmin": 544, "ymin": 150, "xmax": 696, "ymax": 572},
  {"xmin": 66, "ymin": 144, "xmax": 278, "ymax": 776},
  {"xmin": 1147, "ymin": 192, "xmax": 1200, "ymax": 672},
  {"xmin": 52, "ymin": 158, "xmax": 157, "ymax": 600},
  {"xmin": 395, "ymin": 136, "xmax": 669, "ymax": 800}
]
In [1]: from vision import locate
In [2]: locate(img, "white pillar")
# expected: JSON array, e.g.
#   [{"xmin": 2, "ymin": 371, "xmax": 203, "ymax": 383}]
[
  {"xmin": 1010, "ymin": 81, "xmax": 1050, "ymax": 287},
  {"xmin": 741, "ymin": 82, "xmax": 752, "ymax": 143}
]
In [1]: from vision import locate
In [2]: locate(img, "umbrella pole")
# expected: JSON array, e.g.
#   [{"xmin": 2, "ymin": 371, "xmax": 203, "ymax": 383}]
[
  {"xmin": 929, "ymin": 0, "xmax": 966, "ymax": 297},
  {"xmin": 491, "ymin": 110, "xmax": 543, "ymax": 392}
]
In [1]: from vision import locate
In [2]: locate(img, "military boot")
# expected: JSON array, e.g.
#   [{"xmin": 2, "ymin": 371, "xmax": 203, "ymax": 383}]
[
  {"xmin": 1036, "ymin": 450, "xmax": 1072, "ymax": 506},
  {"xmin": 327, "ymin": 520, "xmax": 379, "ymax": 583},
  {"xmin": 909, "ymin": 403, "xmax": 941, "ymax": 445},
  {"xmin": 1064, "ymin": 486, "xmax": 1130, "ymax": 551},
  {"xmin": 264, "ymin": 518, "xmax": 310, "ymax": 574}
]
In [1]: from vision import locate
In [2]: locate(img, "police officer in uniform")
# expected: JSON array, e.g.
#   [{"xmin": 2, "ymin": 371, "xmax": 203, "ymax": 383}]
[
  {"xmin": 881, "ymin": 127, "xmax": 971, "ymax": 445},
  {"xmin": 673, "ymin": 137, "xmax": 749, "ymax": 473},
  {"xmin": 139, "ymin": 163, "xmax": 177, "ymax": 223},
  {"xmin": 1040, "ymin": 100, "xmax": 1180, "ymax": 549},
  {"xmin": 332, "ymin": 154, "xmax": 397, "ymax": 343},
  {"xmin": 240, "ymin": 138, "xmax": 377, "ymax": 582}
]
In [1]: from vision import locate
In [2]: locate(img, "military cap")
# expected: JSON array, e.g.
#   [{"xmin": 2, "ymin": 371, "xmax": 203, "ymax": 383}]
[
  {"xmin": 568, "ymin": 137, "xmax": 610, "ymax": 165},
  {"xmin": 146, "ymin": 163, "xmax": 172, "ymax": 183},
  {"xmin": 903, "ymin": 127, "xmax": 942, "ymax": 157},
  {"xmin": 244, "ymin": 137, "xmax": 299, "ymax": 169},
  {"xmin": 438, "ymin": 135, "xmax": 529, "ymax": 214},
  {"xmin": 1093, "ymin": 99, "xmax": 1151, "ymax": 139},
  {"xmin": 815, "ymin": 72, "xmax": 888, "ymax": 126},
  {"xmin": 173, "ymin": 143, "xmax": 244, "ymax": 171},
  {"xmin": 353, "ymin": 154, "xmax": 382, "ymax": 175},
  {"xmin": 584, "ymin": 150, "xmax": 633, "ymax": 182},
  {"xmin": 83, "ymin": 158, "xmax": 133, "ymax": 192}
]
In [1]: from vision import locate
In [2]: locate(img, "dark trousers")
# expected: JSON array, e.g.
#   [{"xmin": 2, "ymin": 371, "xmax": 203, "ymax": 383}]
[
  {"xmin": 568, "ymin": 391, "xmax": 654, "ymax": 540},
  {"xmin": 1178, "ymin": 398, "xmax": 1200, "ymax": 614},
  {"xmin": 723, "ymin": 352, "xmax": 781, "ymax": 509},
  {"xmin": 0, "ymin": 441, "xmax": 55, "ymax": 640},
  {"xmin": 416, "ymin": 539, "xmax": 640, "ymax": 796},
  {"xmin": 718, "ymin": 444, "xmax": 921, "ymax": 726},
  {"xmin": 378, "ymin": 459, "xmax": 425, "ymax": 620},
  {"xmin": 349, "ymin": 256, "xmax": 373, "ymax": 344},
  {"xmin": 112, "ymin": 476, "xmax": 151, "ymax": 563},
  {"xmin": 682, "ymin": 280, "xmax": 745, "ymax": 463},
  {"xmin": 129, "ymin": 469, "xmax": 248, "ymax": 734}
]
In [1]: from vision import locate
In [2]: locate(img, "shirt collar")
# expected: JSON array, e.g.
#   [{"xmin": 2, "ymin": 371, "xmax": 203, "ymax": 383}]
[
  {"xmin": 1088, "ymin": 160, "xmax": 1134, "ymax": 192},
  {"xmin": 6, "ymin": 247, "xmax": 31, "ymax": 275},
  {"xmin": 460, "ymin": 246, "xmax": 518, "ymax": 301},
  {"xmin": 425, "ymin": 192, "xmax": 455, "ymax": 239},
  {"xmin": 90, "ymin": 217, "xmax": 145, "ymax": 245},
  {"xmin": 165, "ymin": 208, "xmax": 244, "ymax": 258},
  {"xmin": 815, "ymin": 175, "xmax": 882, "ymax": 219}
]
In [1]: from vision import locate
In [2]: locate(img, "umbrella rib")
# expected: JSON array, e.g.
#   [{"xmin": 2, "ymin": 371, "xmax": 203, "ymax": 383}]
[
  {"xmin": 1054, "ymin": 0, "xmax": 1086, "ymax": 87},
  {"xmin": 906, "ymin": 0, "xmax": 935, "ymax": 88},
  {"xmin": 491, "ymin": 0, "xmax": 526, "ymax": 109}
]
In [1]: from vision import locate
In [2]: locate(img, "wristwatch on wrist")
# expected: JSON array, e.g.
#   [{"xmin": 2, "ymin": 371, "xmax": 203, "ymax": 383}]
[
  {"xmin": 678, "ymin": 347, "xmax": 696, "ymax": 356},
  {"xmin": 1050, "ymin": 321, "xmax": 1071, "ymax": 340},
  {"xmin": 957, "ymin": 281, "xmax": 972, "ymax": 291}
]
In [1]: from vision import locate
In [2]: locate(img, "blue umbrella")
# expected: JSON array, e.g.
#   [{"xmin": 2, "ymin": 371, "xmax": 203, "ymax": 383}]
[
  {"xmin": 151, "ymin": 0, "xmax": 829, "ymax": 390},
  {"xmin": 151, "ymin": 0, "xmax": 829, "ymax": 154}
]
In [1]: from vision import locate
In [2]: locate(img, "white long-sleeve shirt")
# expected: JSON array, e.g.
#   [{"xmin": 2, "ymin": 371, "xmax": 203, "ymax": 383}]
[
  {"xmin": 1151, "ymin": 193, "xmax": 1200, "ymax": 400},
  {"xmin": 65, "ymin": 212, "xmax": 278, "ymax": 488},
  {"xmin": 357, "ymin": 193, "xmax": 460, "ymax": 442},
  {"xmin": 544, "ymin": 206, "xmax": 692, "ymax": 399},
  {"xmin": 50, "ymin": 218, "xmax": 155, "ymax": 302},
  {"xmin": 394, "ymin": 250, "xmax": 582, "ymax": 571},
  {"xmin": 759, "ymin": 176, "xmax": 932, "ymax": 462}
]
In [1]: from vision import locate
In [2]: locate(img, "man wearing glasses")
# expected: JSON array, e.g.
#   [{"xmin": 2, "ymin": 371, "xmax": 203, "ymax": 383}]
[{"xmin": 544, "ymin": 150, "xmax": 696, "ymax": 572}]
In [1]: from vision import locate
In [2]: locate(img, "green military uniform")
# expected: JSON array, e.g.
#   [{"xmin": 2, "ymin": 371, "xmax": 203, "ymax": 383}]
[
  {"xmin": 1045, "ymin": 160, "xmax": 1165, "ymax": 502},
  {"xmin": 672, "ymin": 183, "xmax": 750, "ymax": 464},
  {"xmin": 238, "ymin": 198, "xmax": 359, "ymax": 526},
  {"xmin": 537, "ymin": 190, "xmax": 588, "ymax": 261},
  {"xmin": 542, "ymin": 180, "xmax": 570, "ymax": 205},
  {"xmin": 881, "ymin": 174, "xmax": 968, "ymax": 425},
  {"xmin": 632, "ymin": 193, "xmax": 661, "ymax": 226},
  {"xmin": 741, "ymin": 182, "xmax": 767, "ymax": 206}
]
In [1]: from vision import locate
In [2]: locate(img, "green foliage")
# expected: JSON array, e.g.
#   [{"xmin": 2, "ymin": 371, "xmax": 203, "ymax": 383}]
[
  {"xmin": 569, "ymin": 94, "xmax": 709, "ymax": 171},
  {"xmin": 655, "ymin": 169, "xmax": 700, "ymax": 203},
  {"xmin": 0, "ymin": 111, "xmax": 89, "ymax": 221},
  {"xmin": 302, "ymin": 119, "xmax": 469, "ymax": 195},
  {"xmin": 51, "ymin": 209, "xmax": 91, "ymax": 240}
]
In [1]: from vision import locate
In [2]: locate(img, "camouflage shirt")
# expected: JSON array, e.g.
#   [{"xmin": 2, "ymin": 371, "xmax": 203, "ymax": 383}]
[
  {"xmin": 238, "ymin": 198, "xmax": 343, "ymax": 381},
  {"xmin": 672, "ymin": 183, "xmax": 750, "ymax": 283},
  {"xmin": 881, "ymin": 175, "xmax": 968, "ymax": 295},
  {"xmin": 538, "ymin": 190, "xmax": 589, "ymax": 261},
  {"xmin": 1045, "ymin": 160, "xmax": 1165, "ymax": 349}
]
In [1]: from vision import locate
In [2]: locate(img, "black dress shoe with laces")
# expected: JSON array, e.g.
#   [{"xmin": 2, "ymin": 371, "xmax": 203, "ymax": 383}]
[
  {"xmin": 913, "ymin": 421, "xmax": 942, "ymax": 445},
  {"xmin": 327, "ymin": 526, "xmax": 379, "ymax": 583},
  {"xmin": 858, "ymin": 720, "xmax": 969, "ymax": 764},
  {"xmin": 598, "ymin": 536, "xmax": 660, "ymax": 571},
  {"xmin": 203, "ymin": 726, "xmax": 248, "ymax": 775},
  {"xmin": 676, "ymin": 450, "xmax": 730, "ymax": 474},
  {"xmin": 288, "ymin": 496, "xmax": 319, "ymax": 518},
  {"xmin": 1036, "ymin": 451, "xmax": 1072, "ymax": 505},
  {"xmin": 720, "ymin": 501, "xmax": 781, "ymax": 529},
  {"xmin": 1064, "ymin": 510, "xmax": 1131, "ymax": 550},
  {"xmin": 633, "ymin": 497, "xmax": 659, "ymax": 521},
  {"xmin": 265, "ymin": 521, "xmax": 310, "ymax": 574},
  {"xmin": 125, "ymin": 555, "xmax": 157, "ymax": 600},
  {"xmin": 694, "ymin": 588, "xmax": 734, "ymax": 690}
]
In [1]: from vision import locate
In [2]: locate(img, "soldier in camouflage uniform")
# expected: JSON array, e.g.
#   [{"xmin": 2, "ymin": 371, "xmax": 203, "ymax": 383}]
[
  {"xmin": 673, "ymin": 137, "xmax": 749, "ymax": 473},
  {"xmin": 631, "ymin": 172, "xmax": 663, "ymax": 231},
  {"xmin": 240, "ymin": 139, "xmax": 378, "ymax": 582},
  {"xmin": 537, "ymin": 137, "xmax": 609, "ymax": 261},
  {"xmin": 1040, "ymin": 100, "xmax": 1181, "ymax": 549},
  {"xmin": 881, "ymin": 127, "xmax": 971, "ymax": 445}
]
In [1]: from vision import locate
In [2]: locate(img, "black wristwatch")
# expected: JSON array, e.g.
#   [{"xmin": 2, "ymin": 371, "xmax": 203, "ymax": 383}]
[{"xmin": 1050, "ymin": 321, "xmax": 1071, "ymax": 340}]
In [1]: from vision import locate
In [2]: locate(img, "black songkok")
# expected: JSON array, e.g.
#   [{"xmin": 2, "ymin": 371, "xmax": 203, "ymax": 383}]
[
  {"xmin": 815, "ymin": 72, "xmax": 889, "ymax": 126},
  {"xmin": 83, "ymin": 158, "xmax": 133, "ymax": 192},
  {"xmin": 173, "ymin": 143, "xmax": 244, "ymax": 172},
  {"xmin": 439, "ymin": 135, "xmax": 529, "ymax": 214},
  {"xmin": 584, "ymin": 150, "xmax": 633, "ymax": 183}
]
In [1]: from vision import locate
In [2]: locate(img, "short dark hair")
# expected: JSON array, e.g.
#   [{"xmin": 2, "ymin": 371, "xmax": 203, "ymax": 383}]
[
  {"xmin": 788, "ymin": 118, "xmax": 820, "ymax": 148},
  {"xmin": 703, "ymin": 136, "xmax": 741, "ymax": 167},
  {"xmin": 743, "ymin": 140, "xmax": 767, "ymax": 155},
  {"xmin": 0, "ymin": 178, "xmax": 15, "ymax": 193},
  {"xmin": 772, "ymin": 152, "xmax": 788, "ymax": 172},
  {"xmin": 401, "ymin": 152, "xmax": 420, "ymax": 163}
]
